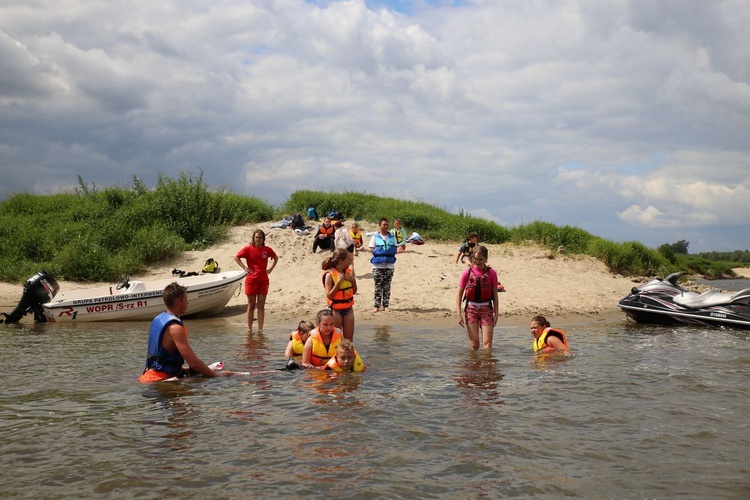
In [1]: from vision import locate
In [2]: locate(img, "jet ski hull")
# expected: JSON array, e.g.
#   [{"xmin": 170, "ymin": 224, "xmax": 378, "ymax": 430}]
[{"xmin": 618, "ymin": 272, "xmax": 750, "ymax": 330}]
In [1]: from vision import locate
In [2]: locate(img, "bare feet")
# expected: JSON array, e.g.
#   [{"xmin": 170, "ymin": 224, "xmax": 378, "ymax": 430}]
[
  {"xmin": 383, "ymin": 307, "xmax": 390, "ymax": 312},
  {"xmin": 372, "ymin": 307, "xmax": 380, "ymax": 313}
]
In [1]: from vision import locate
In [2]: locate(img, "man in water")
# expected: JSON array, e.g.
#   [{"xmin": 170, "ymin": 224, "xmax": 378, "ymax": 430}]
[{"xmin": 139, "ymin": 282, "xmax": 231, "ymax": 382}]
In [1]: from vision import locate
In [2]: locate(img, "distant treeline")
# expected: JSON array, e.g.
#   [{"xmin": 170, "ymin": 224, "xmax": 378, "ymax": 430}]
[
  {"xmin": 696, "ymin": 250, "xmax": 750, "ymax": 263},
  {"xmin": 0, "ymin": 173, "xmax": 743, "ymax": 283}
]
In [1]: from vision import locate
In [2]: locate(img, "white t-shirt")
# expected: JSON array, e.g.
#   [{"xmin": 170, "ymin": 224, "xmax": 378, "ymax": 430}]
[{"xmin": 335, "ymin": 226, "xmax": 355, "ymax": 249}]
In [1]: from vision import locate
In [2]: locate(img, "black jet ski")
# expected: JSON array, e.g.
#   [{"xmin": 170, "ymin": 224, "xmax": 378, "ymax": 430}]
[{"xmin": 618, "ymin": 272, "xmax": 750, "ymax": 329}]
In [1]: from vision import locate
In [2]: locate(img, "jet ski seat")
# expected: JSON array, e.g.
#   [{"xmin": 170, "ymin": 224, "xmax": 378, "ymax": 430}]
[{"xmin": 674, "ymin": 289, "xmax": 733, "ymax": 308}]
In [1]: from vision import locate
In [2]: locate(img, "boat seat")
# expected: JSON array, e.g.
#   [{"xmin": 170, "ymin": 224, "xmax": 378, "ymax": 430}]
[{"xmin": 673, "ymin": 289, "xmax": 733, "ymax": 308}]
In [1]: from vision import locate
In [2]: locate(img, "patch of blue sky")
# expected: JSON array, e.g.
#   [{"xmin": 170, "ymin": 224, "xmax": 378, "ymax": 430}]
[{"xmin": 616, "ymin": 153, "xmax": 669, "ymax": 175}]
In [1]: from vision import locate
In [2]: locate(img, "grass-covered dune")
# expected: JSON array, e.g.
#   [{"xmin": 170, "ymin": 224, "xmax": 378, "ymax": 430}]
[{"xmin": 0, "ymin": 172, "xmax": 740, "ymax": 283}]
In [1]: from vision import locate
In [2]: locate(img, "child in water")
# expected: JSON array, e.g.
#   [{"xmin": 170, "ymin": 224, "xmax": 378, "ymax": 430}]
[
  {"xmin": 302, "ymin": 309, "xmax": 343, "ymax": 369},
  {"xmin": 325, "ymin": 338, "xmax": 366, "ymax": 372},
  {"xmin": 530, "ymin": 315, "xmax": 572, "ymax": 355},
  {"xmin": 284, "ymin": 320, "xmax": 315, "ymax": 358},
  {"xmin": 456, "ymin": 245, "xmax": 499, "ymax": 350},
  {"xmin": 322, "ymin": 248, "xmax": 357, "ymax": 340}
]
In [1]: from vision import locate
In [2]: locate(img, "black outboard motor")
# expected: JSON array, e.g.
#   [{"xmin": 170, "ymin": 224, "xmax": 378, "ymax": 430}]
[{"xmin": 1, "ymin": 271, "xmax": 60, "ymax": 324}]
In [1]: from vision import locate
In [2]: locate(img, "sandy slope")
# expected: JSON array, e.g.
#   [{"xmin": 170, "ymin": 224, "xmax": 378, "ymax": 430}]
[{"xmin": 0, "ymin": 222, "xmax": 646, "ymax": 328}]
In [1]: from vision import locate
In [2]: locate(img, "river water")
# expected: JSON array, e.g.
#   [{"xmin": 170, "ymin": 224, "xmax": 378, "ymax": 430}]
[{"xmin": 1, "ymin": 315, "xmax": 749, "ymax": 499}]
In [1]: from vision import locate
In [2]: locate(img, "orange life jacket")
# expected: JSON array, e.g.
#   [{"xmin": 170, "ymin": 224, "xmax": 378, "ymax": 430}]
[
  {"xmin": 309, "ymin": 328, "xmax": 342, "ymax": 367},
  {"xmin": 533, "ymin": 328, "xmax": 569, "ymax": 353},
  {"xmin": 322, "ymin": 267, "xmax": 355, "ymax": 310},
  {"xmin": 318, "ymin": 224, "xmax": 334, "ymax": 237}
]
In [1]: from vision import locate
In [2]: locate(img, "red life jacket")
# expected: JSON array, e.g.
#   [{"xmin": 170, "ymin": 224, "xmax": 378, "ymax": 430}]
[{"xmin": 463, "ymin": 266, "xmax": 493, "ymax": 304}]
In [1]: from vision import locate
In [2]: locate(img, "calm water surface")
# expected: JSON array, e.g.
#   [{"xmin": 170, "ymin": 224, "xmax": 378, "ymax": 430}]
[
  {"xmin": 1, "ymin": 316, "xmax": 749, "ymax": 499},
  {"xmin": 696, "ymin": 277, "xmax": 750, "ymax": 292}
]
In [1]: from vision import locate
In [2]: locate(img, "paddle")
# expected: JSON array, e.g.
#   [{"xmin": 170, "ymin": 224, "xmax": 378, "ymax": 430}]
[{"xmin": 209, "ymin": 357, "xmax": 301, "ymax": 376}]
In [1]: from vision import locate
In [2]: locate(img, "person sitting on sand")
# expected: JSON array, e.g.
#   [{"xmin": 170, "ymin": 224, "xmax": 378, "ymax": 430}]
[
  {"xmin": 284, "ymin": 320, "xmax": 315, "ymax": 358},
  {"xmin": 530, "ymin": 315, "xmax": 572, "ymax": 355},
  {"xmin": 391, "ymin": 218, "xmax": 408, "ymax": 253},
  {"xmin": 140, "ymin": 282, "xmax": 232, "ymax": 383},
  {"xmin": 312, "ymin": 217, "xmax": 335, "ymax": 254},
  {"xmin": 325, "ymin": 338, "xmax": 366, "ymax": 372},
  {"xmin": 302, "ymin": 309, "xmax": 343, "ymax": 369},
  {"xmin": 349, "ymin": 222, "xmax": 364, "ymax": 255},
  {"xmin": 455, "ymin": 232, "xmax": 479, "ymax": 265}
]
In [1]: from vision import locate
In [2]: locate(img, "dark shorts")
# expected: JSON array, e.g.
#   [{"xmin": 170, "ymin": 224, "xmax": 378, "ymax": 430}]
[{"xmin": 333, "ymin": 307, "xmax": 353, "ymax": 317}]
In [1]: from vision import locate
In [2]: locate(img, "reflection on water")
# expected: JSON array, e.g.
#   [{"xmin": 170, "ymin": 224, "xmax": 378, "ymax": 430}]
[
  {"xmin": 1, "ymin": 320, "xmax": 750, "ymax": 497},
  {"xmin": 453, "ymin": 350, "xmax": 505, "ymax": 406}
]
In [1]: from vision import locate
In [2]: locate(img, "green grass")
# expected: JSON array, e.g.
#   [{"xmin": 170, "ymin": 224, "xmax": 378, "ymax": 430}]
[
  {"xmin": 0, "ymin": 181, "xmax": 740, "ymax": 283},
  {"xmin": 0, "ymin": 171, "xmax": 274, "ymax": 282}
]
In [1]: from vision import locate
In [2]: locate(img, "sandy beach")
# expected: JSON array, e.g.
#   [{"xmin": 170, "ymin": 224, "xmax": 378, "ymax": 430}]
[{"xmin": 0, "ymin": 221, "xmax": 654, "ymax": 329}]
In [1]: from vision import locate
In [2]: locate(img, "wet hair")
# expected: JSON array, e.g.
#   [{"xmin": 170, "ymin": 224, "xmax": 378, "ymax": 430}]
[
  {"xmin": 531, "ymin": 315, "xmax": 550, "ymax": 327},
  {"xmin": 350, "ymin": 222, "xmax": 359, "ymax": 229},
  {"xmin": 472, "ymin": 245, "xmax": 489, "ymax": 261},
  {"xmin": 466, "ymin": 231, "xmax": 478, "ymax": 241},
  {"xmin": 378, "ymin": 217, "xmax": 389, "ymax": 225},
  {"xmin": 163, "ymin": 282, "xmax": 187, "ymax": 308},
  {"xmin": 252, "ymin": 229, "xmax": 266, "ymax": 246},
  {"xmin": 316, "ymin": 308, "xmax": 335, "ymax": 324},
  {"xmin": 337, "ymin": 338, "xmax": 355, "ymax": 353},
  {"xmin": 297, "ymin": 320, "xmax": 315, "ymax": 334},
  {"xmin": 322, "ymin": 248, "xmax": 351, "ymax": 270}
]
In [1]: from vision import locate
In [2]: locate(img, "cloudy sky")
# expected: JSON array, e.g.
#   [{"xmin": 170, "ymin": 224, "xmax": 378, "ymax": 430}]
[{"xmin": 1, "ymin": 0, "xmax": 749, "ymax": 253}]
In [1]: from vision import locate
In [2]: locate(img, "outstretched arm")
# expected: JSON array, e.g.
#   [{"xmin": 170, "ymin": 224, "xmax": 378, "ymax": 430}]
[
  {"xmin": 301, "ymin": 337, "xmax": 314, "ymax": 368},
  {"xmin": 168, "ymin": 324, "xmax": 218, "ymax": 377}
]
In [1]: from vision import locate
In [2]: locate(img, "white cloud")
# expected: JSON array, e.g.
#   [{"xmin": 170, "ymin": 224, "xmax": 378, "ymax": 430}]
[{"xmin": 0, "ymin": 0, "xmax": 749, "ymax": 252}]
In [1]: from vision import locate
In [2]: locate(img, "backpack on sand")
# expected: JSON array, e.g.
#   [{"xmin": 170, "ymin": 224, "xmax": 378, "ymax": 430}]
[
  {"xmin": 202, "ymin": 258, "xmax": 219, "ymax": 273},
  {"xmin": 290, "ymin": 213, "xmax": 305, "ymax": 229}
]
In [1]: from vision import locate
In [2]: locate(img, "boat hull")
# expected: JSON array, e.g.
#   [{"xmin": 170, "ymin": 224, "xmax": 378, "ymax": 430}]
[{"xmin": 43, "ymin": 270, "xmax": 246, "ymax": 322}]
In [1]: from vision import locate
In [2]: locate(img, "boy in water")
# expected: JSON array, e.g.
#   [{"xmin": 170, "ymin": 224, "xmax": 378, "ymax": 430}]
[{"xmin": 325, "ymin": 338, "xmax": 366, "ymax": 372}]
